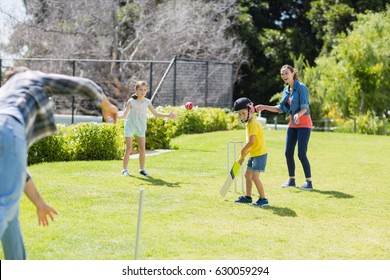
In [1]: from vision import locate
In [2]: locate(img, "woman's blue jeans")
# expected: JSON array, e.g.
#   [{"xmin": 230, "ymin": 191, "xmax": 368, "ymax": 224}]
[
  {"xmin": 0, "ymin": 116, "xmax": 27, "ymax": 259},
  {"xmin": 285, "ymin": 127, "xmax": 312, "ymax": 179}
]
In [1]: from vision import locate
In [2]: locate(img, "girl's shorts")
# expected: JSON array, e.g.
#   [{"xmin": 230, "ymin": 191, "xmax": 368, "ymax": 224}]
[
  {"xmin": 124, "ymin": 126, "xmax": 145, "ymax": 138},
  {"xmin": 247, "ymin": 153, "xmax": 267, "ymax": 172}
]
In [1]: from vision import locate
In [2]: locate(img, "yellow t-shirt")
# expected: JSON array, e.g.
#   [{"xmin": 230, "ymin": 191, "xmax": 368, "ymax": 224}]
[{"xmin": 246, "ymin": 117, "xmax": 267, "ymax": 157}]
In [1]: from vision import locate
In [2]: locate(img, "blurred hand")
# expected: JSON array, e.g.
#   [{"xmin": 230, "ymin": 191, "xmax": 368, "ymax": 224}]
[
  {"xmin": 37, "ymin": 203, "xmax": 59, "ymax": 226},
  {"xmin": 255, "ymin": 105, "xmax": 264, "ymax": 112},
  {"xmin": 293, "ymin": 113, "xmax": 300, "ymax": 124},
  {"xmin": 169, "ymin": 111, "xmax": 177, "ymax": 120},
  {"xmin": 101, "ymin": 94, "xmax": 118, "ymax": 123}
]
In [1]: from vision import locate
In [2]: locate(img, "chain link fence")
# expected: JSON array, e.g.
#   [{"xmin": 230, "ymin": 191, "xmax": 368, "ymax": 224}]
[
  {"xmin": 0, "ymin": 57, "xmax": 234, "ymax": 122},
  {"xmin": 150, "ymin": 57, "xmax": 233, "ymax": 108}
]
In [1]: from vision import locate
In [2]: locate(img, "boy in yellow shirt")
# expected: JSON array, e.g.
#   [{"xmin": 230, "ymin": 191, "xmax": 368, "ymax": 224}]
[{"xmin": 233, "ymin": 97, "xmax": 269, "ymax": 207}]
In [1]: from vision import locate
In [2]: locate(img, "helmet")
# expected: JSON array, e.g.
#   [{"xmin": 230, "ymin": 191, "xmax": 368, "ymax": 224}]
[{"xmin": 234, "ymin": 97, "xmax": 254, "ymax": 113}]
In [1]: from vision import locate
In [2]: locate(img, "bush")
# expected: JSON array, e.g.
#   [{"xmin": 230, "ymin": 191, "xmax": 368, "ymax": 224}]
[
  {"xmin": 225, "ymin": 110, "xmax": 242, "ymax": 130},
  {"xmin": 28, "ymin": 106, "xmax": 244, "ymax": 164},
  {"xmin": 28, "ymin": 124, "xmax": 71, "ymax": 165},
  {"xmin": 173, "ymin": 110, "xmax": 206, "ymax": 136},
  {"xmin": 66, "ymin": 122, "xmax": 123, "ymax": 161},
  {"xmin": 164, "ymin": 106, "xmax": 241, "ymax": 136},
  {"xmin": 116, "ymin": 118, "xmax": 174, "ymax": 152},
  {"xmin": 145, "ymin": 117, "xmax": 172, "ymax": 150},
  {"xmin": 333, "ymin": 119, "xmax": 355, "ymax": 133},
  {"xmin": 333, "ymin": 111, "xmax": 389, "ymax": 135},
  {"xmin": 201, "ymin": 108, "xmax": 228, "ymax": 132}
]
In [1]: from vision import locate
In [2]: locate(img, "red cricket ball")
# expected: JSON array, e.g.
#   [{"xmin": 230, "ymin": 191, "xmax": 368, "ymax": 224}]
[{"xmin": 185, "ymin": 102, "xmax": 193, "ymax": 110}]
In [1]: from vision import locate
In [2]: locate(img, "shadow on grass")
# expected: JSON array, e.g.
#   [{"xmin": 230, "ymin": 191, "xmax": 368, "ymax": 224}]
[
  {"xmin": 136, "ymin": 176, "xmax": 181, "ymax": 188},
  {"xmin": 179, "ymin": 148, "xmax": 217, "ymax": 153},
  {"xmin": 263, "ymin": 206, "xmax": 297, "ymax": 217},
  {"xmin": 312, "ymin": 189, "xmax": 354, "ymax": 199}
]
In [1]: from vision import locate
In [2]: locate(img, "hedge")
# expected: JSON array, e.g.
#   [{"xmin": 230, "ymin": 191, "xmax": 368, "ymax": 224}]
[{"xmin": 28, "ymin": 106, "xmax": 242, "ymax": 165}]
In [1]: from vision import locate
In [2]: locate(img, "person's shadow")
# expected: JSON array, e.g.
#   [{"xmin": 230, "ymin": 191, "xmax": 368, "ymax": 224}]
[
  {"xmin": 311, "ymin": 189, "xmax": 354, "ymax": 199},
  {"xmin": 261, "ymin": 205, "xmax": 297, "ymax": 217},
  {"xmin": 136, "ymin": 175, "xmax": 181, "ymax": 188}
]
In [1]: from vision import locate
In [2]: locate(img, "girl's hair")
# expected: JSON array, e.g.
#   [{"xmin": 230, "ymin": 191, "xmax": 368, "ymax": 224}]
[
  {"xmin": 4, "ymin": 66, "xmax": 30, "ymax": 82},
  {"xmin": 280, "ymin": 64, "xmax": 299, "ymax": 80},
  {"xmin": 131, "ymin": 80, "xmax": 148, "ymax": 99}
]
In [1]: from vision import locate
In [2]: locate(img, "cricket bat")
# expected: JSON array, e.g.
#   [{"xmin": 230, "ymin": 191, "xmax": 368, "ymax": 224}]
[{"xmin": 220, "ymin": 161, "xmax": 241, "ymax": 197}]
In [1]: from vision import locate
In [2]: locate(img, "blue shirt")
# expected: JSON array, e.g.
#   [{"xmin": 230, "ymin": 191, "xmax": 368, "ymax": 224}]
[{"xmin": 276, "ymin": 80, "xmax": 310, "ymax": 116}]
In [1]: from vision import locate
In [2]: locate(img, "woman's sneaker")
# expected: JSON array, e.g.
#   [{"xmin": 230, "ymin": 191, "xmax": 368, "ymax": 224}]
[
  {"xmin": 139, "ymin": 169, "xmax": 150, "ymax": 177},
  {"xmin": 234, "ymin": 196, "xmax": 252, "ymax": 203},
  {"xmin": 122, "ymin": 169, "xmax": 130, "ymax": 176},
  {"xmin": 252, "ymin": 198, "xmax": 269, "ymax": 207},
  {"xmin": 299, "ymin": 180, "xmax": 313, "ymax": 190},
  {"xmin": 281, "ymin": 178, "xmax": 296, "ymax": 188}
]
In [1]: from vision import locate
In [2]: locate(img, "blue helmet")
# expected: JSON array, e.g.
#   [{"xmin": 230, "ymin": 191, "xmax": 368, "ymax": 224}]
[{"xmin": 234, "ymin": 97, "xmax": 254, "ymax": 112}]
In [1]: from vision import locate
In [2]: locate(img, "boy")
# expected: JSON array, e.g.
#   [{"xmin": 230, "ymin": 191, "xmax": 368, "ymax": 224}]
[{"xmin": 233, "ymin": 97, "xmax": 269, "ymax": 207}]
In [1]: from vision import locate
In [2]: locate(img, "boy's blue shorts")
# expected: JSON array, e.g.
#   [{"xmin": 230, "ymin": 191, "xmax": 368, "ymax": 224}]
[{"xmin": 247, "ymin": 153, "xmax": 267, "ymax": 172}]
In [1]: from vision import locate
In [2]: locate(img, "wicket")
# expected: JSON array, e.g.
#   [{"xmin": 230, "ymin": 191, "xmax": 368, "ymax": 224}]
[
  {"xmin": 134, "ymin": 188, "xmax": 145, "ymax": 260},
  {"xmin": 227, "ymin": 140, "xmax": 245, "ymax": 193}
]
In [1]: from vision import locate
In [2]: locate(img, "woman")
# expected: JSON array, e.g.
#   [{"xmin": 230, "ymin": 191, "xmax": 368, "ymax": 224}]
[{"xmin": 256, "ymin": 64, "xmax": 313, "ymax": 190}]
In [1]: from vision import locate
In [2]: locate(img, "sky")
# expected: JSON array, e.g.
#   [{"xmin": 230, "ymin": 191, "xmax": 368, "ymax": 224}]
[{"xmin": 0, "ymin": 0, "xmax": 26, "ymax": 58}]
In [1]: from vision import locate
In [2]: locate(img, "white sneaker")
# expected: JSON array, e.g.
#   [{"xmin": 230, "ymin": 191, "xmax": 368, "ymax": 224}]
[{"xmin": 122, "ymin": 169, "xmax": 130, "ymax": 176}]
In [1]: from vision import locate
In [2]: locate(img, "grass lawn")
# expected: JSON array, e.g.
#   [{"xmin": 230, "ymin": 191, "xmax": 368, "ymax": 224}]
[{"xmin": 1, "ymin": 129, "xmax": 389, "ymax": 260}]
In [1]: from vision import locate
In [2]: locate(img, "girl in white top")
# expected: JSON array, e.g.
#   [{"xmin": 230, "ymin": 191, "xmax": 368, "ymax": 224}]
[{"xmin": 118, "ymin": 81, "xmax": 176, "ymax": 177}]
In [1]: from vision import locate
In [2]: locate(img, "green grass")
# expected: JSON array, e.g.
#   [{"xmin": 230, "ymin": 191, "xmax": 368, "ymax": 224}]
[{"xmin": 1, "ymin": 130, "xmax": 389, "ymax": 259}]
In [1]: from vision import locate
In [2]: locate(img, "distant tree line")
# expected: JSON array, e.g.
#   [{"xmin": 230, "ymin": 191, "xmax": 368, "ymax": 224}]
[{"xmin": 2, "ymin": 0, "xmax": 389, "ymax": 120}]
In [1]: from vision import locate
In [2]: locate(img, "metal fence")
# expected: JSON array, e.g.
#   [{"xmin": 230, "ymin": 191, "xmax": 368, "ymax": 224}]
[
  {"xmin": 0, "ymin": 57, "xmax": 234, "ymax": 123},
  {"xmin": 151, "ymin": 57, "xmax": 234, "ymax": 108}
]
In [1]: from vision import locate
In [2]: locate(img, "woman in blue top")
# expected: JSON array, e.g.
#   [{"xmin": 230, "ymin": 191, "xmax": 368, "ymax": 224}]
[{"xmin": 256, "ymin": 65, "xmax": 313, "ymax": 190}]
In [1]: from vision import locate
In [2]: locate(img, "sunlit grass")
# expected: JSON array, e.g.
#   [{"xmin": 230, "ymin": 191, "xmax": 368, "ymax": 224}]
[{"xmin": 1, "ymin": 130, "xmax": 389, "ymax": 259}]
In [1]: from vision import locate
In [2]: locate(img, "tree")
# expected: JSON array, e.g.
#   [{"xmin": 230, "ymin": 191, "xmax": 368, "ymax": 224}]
[
  {"xmin": 116, "ymin": 0, "xmax": 242, "ymax": 60},
  {"xmin": 9, "ymin": 0, "xmax": 115, "ymax": 59},
  {"xmin": 4, "ymin": 0, "xmax": 244, "ymax": 112},
  {"xmin": 304, "ymin": 7, "xmax": 390, "ymax": 119},
  {"xmin": 232, "ymin": 0, "xmax": 388, "ymax": 110},
  {"xmin": 307, "ymin": 1, "xmax": 356, "ymax": 55},
  {"xmin": 114, "ymin": 0, "xmax": 244, "ymax": 81},
  {"xmin": 232, "ymin": 0, "xmax": 320, "ymax": 107}
]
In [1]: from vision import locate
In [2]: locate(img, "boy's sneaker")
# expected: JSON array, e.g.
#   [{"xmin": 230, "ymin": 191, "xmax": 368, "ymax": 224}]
[
  {"xmin": 281, "ymin": 178, "xmax": 296, "ymax": 188},
  {"xmin": 253, "ymin": 198, "xmax": 269, "ymax": 207},
  {"xmin": 122, "ymin": 169, "xmax": 130, "ymax": 176},
  {"xmin": 234, "ymin": 196, "xmax": 252, "ymax": 203},
  {"xmin": 139, "ymin": 169, "xmax": 150, "ymax": 177},
  {"xmin": 299, "ymin": 180, "xmax": 313, "ymax": 191}
]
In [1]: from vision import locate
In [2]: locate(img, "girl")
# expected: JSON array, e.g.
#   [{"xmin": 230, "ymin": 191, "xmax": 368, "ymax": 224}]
[
  {"xmin": 119, "ymin": 81, "xmax": 176, "ymax": 177},
  {"xmin": 255, "ymin": 65, "xmax": 313, "ymax": 190}
]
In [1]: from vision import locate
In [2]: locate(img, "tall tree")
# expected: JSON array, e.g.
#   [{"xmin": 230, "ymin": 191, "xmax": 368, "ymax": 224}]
[
  {"xmin": 233, "ymin": 0, "xmax": 319, "ymax": 108},
  {"xmin": 232, "ymin": 0, "xmax": 388, "ymax": 113},
  {"xmin": 304, "ymin": 7, "xmax": 390, "ymax": 119},
  {"xmin": 5, "ymin": 0, "xmax": 244, "ymax": 111},
  {"xmin": 10, "ymin": 0, "xmax": 115, "ymax": 59},
  {"xmin": 114, "ymin": 0, "xmax": 244, "ymax": 79}
]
